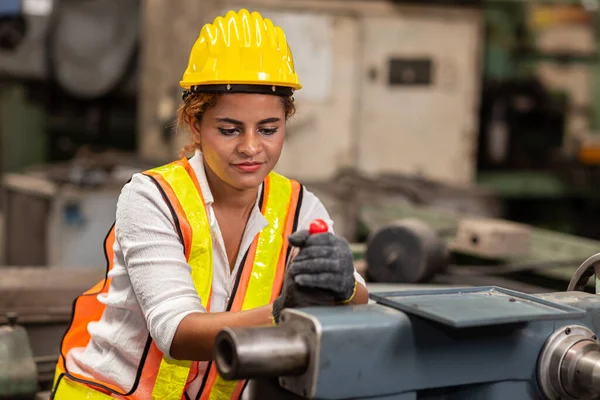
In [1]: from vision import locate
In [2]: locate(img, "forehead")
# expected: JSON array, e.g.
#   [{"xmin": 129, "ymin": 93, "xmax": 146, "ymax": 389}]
[{"xmin": 207, "ymin": 93, "xmax": 284, "ymax": 121}]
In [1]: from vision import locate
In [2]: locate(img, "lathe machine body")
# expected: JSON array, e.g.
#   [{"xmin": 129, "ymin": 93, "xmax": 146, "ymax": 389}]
[{"xmin": 216, "ymin": 286, "xmax": 600, "ymax": 400}]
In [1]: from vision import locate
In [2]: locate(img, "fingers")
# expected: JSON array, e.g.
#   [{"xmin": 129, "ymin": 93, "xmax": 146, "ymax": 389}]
[
  {"xmin": 292, "ymin": 245, "xmax": 334, "ymax": 262},
  {"xmin": 288, "ymin": 246, "xmax": 354, "ymax": 275},
  {"xmin": 288, "ymin": 259, "xmax": 342, "ymax": 275},
  {"xmin": 288, "ymin": 233, "xmax": 346, "ymax": 261},
  {"xmin": 288, "ymin": 230, "xmax": 310, "ymax": 247},
  {"xmin": 289, "ymin": 231, "xmax": 337, "ymax": 248},
  {"xmin": 303, "ymin": 232, "xmax": 336, "ymax": 247},
  {"xmin": 294, "ymin": 273, "xmax": 351, "ymax": 292},
  {"xmin": 287, "ymin": 286, "xmax": 336, "ymax": 306}
]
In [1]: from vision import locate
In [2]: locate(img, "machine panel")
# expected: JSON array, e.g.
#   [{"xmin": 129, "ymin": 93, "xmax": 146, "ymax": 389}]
[
  {"xmin": 370, "ymin": 286, "xmax": 586, "ymax": 328},
  {"xmin": 357, "ymin": 11, "xmax": 482, "ymax": 185}
]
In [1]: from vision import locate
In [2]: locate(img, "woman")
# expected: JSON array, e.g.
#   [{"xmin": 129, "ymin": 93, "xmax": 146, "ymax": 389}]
[{"xmin": 51, "ymin": 8, "xmax": 368, "ymax": 400}]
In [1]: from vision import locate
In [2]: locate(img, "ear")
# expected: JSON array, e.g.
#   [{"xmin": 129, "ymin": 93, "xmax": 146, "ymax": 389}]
[{"xmin": 188, "ymin": 115, "xmax": 202, "ymax": 147}]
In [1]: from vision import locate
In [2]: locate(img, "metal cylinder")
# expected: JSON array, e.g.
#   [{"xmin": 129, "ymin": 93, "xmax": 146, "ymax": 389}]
[
  {"xmin": 214, "ymin": 325, "xmax": 309, "ymax": 380},
  {"xmin": 538, "ymin": 325, "xmax": 600, "ymax": 400},
  {"xmin": 366, "ymin": 219, "xmax": 447, "ymax": 284},
  {"xmin": 567, "ymin": 345, "xmax": 600, "ymax": 395}
]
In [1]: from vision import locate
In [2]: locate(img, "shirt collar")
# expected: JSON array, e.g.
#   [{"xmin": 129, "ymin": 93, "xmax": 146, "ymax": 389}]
[{"xmin": 188, "ymin": 150, "xmax": 267, "ymax": 224}]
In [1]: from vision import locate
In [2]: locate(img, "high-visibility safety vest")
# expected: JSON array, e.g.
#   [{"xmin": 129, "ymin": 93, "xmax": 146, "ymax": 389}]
[{"xmin": 51, "ymin": 158, "xmax": 303, "ymax": 400}]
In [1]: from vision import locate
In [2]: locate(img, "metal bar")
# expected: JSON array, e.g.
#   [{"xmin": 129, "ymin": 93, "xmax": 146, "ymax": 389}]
[{"xmin": 214, "ymin": 324, "xmax": 309, "ymax": 380}]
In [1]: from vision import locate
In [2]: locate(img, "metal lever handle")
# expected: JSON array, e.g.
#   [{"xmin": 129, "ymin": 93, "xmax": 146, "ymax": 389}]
[{"xmin": 567, "ymin": 252, "xmax": 600, "ymax": 293}]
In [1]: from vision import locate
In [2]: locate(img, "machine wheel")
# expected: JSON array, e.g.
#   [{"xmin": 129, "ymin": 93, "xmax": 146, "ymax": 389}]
[
  {"xmin": 567, "ymin": 253, "xmax": 600, "ymax": 292},
  {"xmin": 365, "ymin": 219, "xmax": 447, "ymax": 284}
]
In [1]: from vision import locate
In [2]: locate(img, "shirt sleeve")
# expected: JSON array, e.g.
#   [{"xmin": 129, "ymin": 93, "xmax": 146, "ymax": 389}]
[
  {"xmin": 297, "ymin": 187, "xmax": 367, "ymax": 288},
  {"xmin": 114, "ymin": 173, "xmax": 205, "ymax": 357}
]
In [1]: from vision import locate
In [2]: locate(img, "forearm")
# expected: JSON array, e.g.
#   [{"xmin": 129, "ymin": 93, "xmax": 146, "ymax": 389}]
[{"xmin": 170, "ymin": 305, "xmax": 273, "ymax": 361}]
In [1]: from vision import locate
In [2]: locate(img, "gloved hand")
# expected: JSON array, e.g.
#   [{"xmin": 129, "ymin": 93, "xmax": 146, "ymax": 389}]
[
  {"xmin": 271, "ymin": 271, "xmax": 336, "ymax": 324},
  {"xmin": 271, "ymin": 230, "xmax": 357, "ymax": 324},
  {"xmin": 287, "ymin": 230, "xmax": 357, "ymax": 303}
]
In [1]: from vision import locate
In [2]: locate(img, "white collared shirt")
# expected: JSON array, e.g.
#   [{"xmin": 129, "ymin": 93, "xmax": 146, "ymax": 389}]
[{"xmin": 66, "ymin": 150, "xmax": 365, "ymax": 396}]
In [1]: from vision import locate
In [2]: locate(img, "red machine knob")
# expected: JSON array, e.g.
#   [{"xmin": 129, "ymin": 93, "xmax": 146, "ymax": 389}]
[{"xmin": 309, "ymin": 219, "xmax": 328, "ymax": 235}]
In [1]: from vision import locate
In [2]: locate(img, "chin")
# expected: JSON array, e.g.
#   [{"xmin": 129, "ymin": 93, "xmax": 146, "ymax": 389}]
[{"xmin": 230, "ymin": 174, "xmax": 266, "ymax": 190}]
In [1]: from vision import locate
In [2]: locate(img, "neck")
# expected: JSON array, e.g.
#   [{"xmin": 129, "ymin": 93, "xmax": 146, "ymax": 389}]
[{"xmin": 204, "ymin": 161, "xmax": 259, "ymax": 213}]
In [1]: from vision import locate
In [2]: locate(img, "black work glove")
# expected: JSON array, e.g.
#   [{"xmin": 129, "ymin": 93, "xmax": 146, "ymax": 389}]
[
  {"xmin": 287, "ymin": 230, "xmax": 356, "ymax": 302},
  {"xmin": 271, "ymin": 231, "xmax": 357, "ymax": 324},
  {"xmin": 271, "ymin": 271, "xmax": 336, "ymax": 324}
]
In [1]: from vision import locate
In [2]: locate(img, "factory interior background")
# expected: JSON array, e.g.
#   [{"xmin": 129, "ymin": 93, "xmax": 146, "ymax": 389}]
[{"xmin": 4, "ymin": 0, "xmax": 600, "ymax": 397}]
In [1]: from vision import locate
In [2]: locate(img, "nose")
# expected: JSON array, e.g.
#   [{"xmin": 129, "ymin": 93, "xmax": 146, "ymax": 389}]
[{"xmin": 237, "ymin": 131, "xmax": 262, "ymax": 157}]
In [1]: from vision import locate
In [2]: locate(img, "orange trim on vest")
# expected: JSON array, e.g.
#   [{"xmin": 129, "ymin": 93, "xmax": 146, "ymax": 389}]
[
  {"xmin": 272, "ymin": 180, "xmax": 301, "ymax": 301},
  {"xmin": 55, "ymin": 224, "xmax": 153, "ymax": 399}
]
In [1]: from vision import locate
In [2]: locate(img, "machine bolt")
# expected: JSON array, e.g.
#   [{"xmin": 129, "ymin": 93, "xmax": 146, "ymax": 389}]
[
  {"xmin": 593, "ymin": 335, "xmax": 598, "ymax": 341},
  {"xmin": 509, "ymin": 297, "xmax": 516, "ymax": 302},
  {"xmin": 565, "ymin": 328, "xmax": 571, "ymax": 335},
  {"xmin": 5, "ymin": 312, "xmax": 18, "ymax": 326}
]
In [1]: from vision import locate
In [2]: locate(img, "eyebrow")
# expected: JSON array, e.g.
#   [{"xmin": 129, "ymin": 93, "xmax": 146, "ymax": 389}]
[
  {"xmin": 215, "ymin": 117, "xmax": 281, "ymax": 125},
  {"xmin": 257, "ymin": 117, "xmax": 281, "ymax": 124},
  {"xmin": 216, "ymin": 117, "xmax": 243, "ymax": 125}
]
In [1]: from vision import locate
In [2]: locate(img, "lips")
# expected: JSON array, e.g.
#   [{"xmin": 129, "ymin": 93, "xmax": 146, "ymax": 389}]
[{"xmin": 232, "ymin": 162, "xmax": 264, "ymax": 173}]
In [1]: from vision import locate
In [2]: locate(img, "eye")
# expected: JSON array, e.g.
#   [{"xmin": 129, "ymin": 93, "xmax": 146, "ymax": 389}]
[
  {"xmin": 218, "ymin": 127, "xmax": 240, "ymax": 136},
  {"xmin": 259, "ymin": 127, "xmax": 278, "ymax": 136}
]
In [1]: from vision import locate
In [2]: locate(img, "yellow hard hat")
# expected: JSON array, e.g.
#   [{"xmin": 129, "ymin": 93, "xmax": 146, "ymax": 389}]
[{"xmin": 180, "ymin": 9, "xmax": 302, "ymax": 98}]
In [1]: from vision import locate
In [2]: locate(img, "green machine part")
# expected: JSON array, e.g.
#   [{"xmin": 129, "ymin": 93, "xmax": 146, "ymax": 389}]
[
  {"xmin": 0, "ymin": 315, "xmax": 38, "ymax": 399},
  {"xmin": 358, "ymin": 199, "xmax": 600, "ymax": 290}
]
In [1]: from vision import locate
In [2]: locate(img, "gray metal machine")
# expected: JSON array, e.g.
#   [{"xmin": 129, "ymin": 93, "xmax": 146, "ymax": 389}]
[{"xmin": 214, "ymin": 255, "xmax": 600, "ymax": 400}]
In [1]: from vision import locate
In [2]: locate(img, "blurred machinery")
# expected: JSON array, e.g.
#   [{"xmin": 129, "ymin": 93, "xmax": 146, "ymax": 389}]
[
  {"xmin": 475, "ymin": 2, "xmax": 600, "ymax": 239},
  {"xmin": 214, "ymin": 256, "xmax": 600, "ymax": 400},
  {"xmin": 0, "ymin": 0, "xmax": 138, "ymax": 97},
  {"xmin": 0, "ymin": 0, "xmax": 138, "ymax": 176},
  {"xmin": 0, "ymin": 0, "xmax": 26, "ymax": 52},
  {"xmin": 0, "ymin": 267, "xmax": 105, "ymax": 397},
  {"xmin": 0, "ymin": 150, "xmax": 151, "ymax": 267},
  {"xmin": 0, "ymin": 315, "xmax": 37, "ymax": 399},
  {"xmin": 478, "ymin": 78, "xmax": 567, "ymax": 171},
  {"xmin": 360, "ymin": 199, "xmax": 600, "ymax": 293},
  {"xmin": 365, "ymin": 219, "xmax": 448, "ymax": 284}
]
